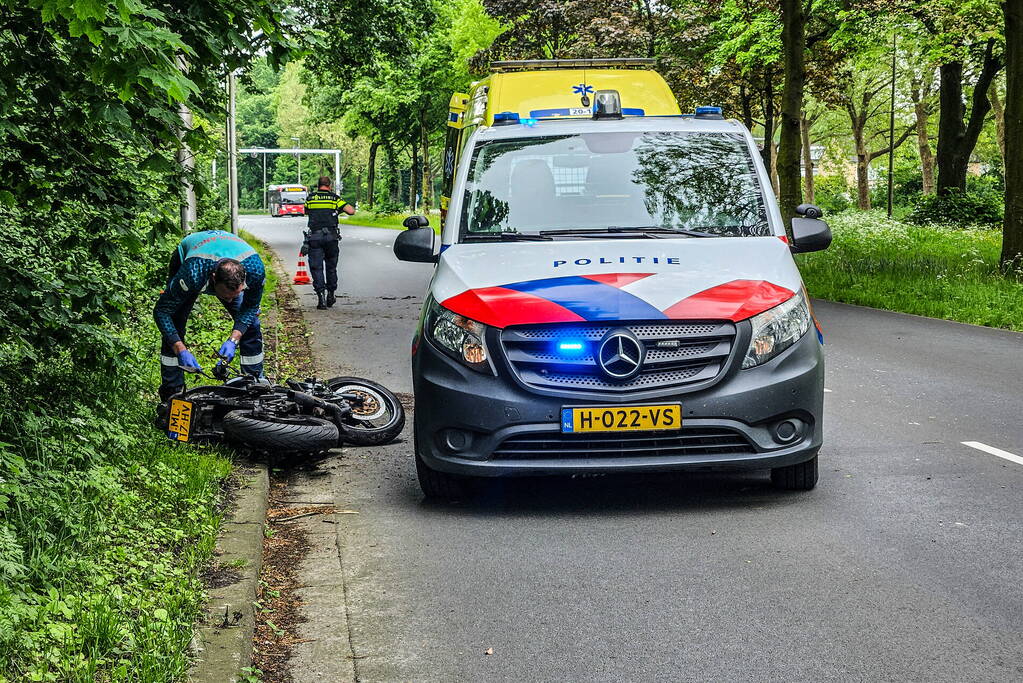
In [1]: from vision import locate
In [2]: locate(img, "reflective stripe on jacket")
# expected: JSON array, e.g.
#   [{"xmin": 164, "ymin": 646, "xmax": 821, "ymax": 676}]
[{"xmin": 305, "ymin": 189, "xmax": 349, "ymax": 232}]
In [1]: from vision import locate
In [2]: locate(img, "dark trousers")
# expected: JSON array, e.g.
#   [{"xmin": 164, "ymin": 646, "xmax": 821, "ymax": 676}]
[
  {"xmin": 159, "ymin": 255, "xmax": 263, "ymax": 400},
  {"xmin": 307, "ymin": 232, "xmax": 340, "ymax": 294}
]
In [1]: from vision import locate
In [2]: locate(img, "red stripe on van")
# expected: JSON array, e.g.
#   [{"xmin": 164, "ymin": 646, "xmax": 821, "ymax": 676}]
[
  {"xmin": 662, "ymin": 280, "xmax": 794, "ymax": 322},
  {"xmin": 442, "ymin": 287, "xmax": 586, "ymax": 328}
]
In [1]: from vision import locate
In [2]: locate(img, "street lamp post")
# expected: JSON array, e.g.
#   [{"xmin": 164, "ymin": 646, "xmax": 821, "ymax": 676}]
[
  {"xmin": 290, "ymin": 136, "xmax": 301, "ymax": 185},
  {"xmin": 227, "ymin": 72, "xmax": 239, "ymax": 235}
]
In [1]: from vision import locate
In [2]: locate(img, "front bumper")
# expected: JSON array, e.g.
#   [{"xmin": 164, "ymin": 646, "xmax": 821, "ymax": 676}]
[{"xmin": 412, "ymin": 323, "xmax": 824, "ymax": 477}]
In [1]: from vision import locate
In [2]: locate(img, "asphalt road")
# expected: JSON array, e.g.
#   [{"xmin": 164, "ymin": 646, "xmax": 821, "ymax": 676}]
[{"xmin": 243, "ymin": 215, "xmax": 1023, "ymax": 682}]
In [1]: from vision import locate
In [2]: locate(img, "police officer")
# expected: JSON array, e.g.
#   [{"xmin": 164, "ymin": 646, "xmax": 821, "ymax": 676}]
[
  {"xmin": 304, "ymin": 176, "xmax": 355, "ymax": 309},
  {"xmin": 154, "ymin": 230, "xmax": 266, "ymax": 401}
]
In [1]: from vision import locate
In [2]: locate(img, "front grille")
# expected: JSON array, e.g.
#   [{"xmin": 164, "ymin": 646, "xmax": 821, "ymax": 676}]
[
  {"xmin": 501, "ymin": 321, "xmax": 736, "ymax": 393},
  {"xmin": 492, "ymin": 427, "xmax": 757, "ymax": 460}
]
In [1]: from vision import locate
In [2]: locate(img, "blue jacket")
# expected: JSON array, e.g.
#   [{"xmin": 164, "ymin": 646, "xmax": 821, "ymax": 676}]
[{"xmin": 154, "ymin": 231, "xmax": 265, "ymax": 344}]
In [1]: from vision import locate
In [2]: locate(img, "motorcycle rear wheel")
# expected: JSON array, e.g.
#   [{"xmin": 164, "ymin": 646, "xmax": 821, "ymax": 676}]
[{"xmin": 223, "ymin": 410, "xmax": 339, "ymax": 453}]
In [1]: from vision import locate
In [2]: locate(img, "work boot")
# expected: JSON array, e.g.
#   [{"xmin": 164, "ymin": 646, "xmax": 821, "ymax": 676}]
[
  {"xmin": 326, "ymin": 290, "xmax": 336, "ymax": 308},
  {"xmin": 316, "ymin": 291, "xmax": 327, "ymax": 310}
]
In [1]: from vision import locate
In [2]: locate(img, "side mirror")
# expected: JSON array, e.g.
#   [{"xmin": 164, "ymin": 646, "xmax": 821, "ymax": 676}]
[
  {"xmin": 403, "ymin": 215, "xmax": 430, "ymax": 230},
  {"xmin": 795, "ymin": 203, "xmax": 823, "ymax": 219},
  {"xmin": 790, "ymin": 213, "xmax": 832, "ymax": 253},
  {"xmin": 394, "ymin": 226, "xmax": 437, "ymax": 263}
]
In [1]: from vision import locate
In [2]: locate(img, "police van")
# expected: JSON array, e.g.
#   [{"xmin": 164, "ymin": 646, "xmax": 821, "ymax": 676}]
[{"xmin": 394, "ymin": 59, "xmax": 832, "ymax": 499}]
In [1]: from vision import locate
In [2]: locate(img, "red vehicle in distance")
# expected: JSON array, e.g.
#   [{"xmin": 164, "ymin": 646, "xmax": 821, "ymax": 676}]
[{"xmin": 268, "ymin": 184, "xmax": 307, "ymax": 217}]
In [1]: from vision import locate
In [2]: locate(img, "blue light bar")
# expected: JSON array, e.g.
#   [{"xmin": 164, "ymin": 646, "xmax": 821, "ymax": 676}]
[
  {"xmin": 559, "ymin": 342, "xmax": 583, "ymax": 351},
  {"xmin": 694, "ymin": 106, "xmax": 724, "ymax": 120},
  {"xmin": 493, "ymin": 111, "xmax": 521, "ymax": 125},
  {"xmin": 521, "ymin": 117, "xmax": 539, "ymax": 127}
]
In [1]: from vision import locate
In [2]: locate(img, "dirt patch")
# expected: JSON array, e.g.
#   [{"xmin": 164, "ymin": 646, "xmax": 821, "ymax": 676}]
[
  {"xmin": 251, "ymin": 475, "xmax": 311, "ymax": 683},
  {"xmin": 396, "ymin": 392, "xmax": 415, "ymax": 410},
  {"xmin": 202, "ymin": 564, "xmax": 243, "ymax": 589}
]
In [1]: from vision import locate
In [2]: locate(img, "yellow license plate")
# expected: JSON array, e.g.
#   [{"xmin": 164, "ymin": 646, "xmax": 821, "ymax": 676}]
[
  {"xmin": 167, "ymin": 399, "xmax": 194, "ymax": 442},
  {"xmin": 561, "ymin": 405, "xmax": 681, "ymax": 433}
]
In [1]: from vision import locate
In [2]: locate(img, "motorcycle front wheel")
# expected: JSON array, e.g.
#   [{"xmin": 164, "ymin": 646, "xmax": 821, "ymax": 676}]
[{"xmin": 324, "ymin": 377, "xmax": 406, "ymax": 446}]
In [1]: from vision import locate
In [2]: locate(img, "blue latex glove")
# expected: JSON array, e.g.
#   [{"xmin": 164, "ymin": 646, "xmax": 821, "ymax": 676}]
[
  {"xmin": 218, "ymin": 339, "xmax": 237, "ymax": 362},
  {"xmin": 178, "ymin": 349, "xmax": 202, "ymax": 373}
]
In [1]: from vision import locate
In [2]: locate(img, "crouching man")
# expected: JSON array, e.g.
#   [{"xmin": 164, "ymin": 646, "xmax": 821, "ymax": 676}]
[{"xmin": 154, "ymin": 230, "xmax": 266, "ymax": 401}]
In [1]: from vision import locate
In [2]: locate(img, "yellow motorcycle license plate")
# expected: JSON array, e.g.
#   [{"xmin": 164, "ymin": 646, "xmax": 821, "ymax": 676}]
[
  {"xmin": 561, "ymin": 405, "xmax": 682, "ymax": 433},
  {"xmin": 167, "ymin": 399, "xmax": 194, "ymax": 442}
]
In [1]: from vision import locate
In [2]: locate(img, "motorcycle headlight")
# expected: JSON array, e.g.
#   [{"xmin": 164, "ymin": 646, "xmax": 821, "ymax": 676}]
[
  {"xmin": 742, "ymin": 290, "xmax": 811, "ymax": 369},
  {"xmin": 425, "ymin": 297, "xmax": 492, "ymax": 373}
]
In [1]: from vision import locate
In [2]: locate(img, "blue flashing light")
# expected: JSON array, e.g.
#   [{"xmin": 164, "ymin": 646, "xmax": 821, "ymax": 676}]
[
  {"xmin": 493, "ymin": 111, "xmax": 521, "ymax": 125},
  {"xmin": 521, "ymin": 117, "xmax": 539, "ymax": 127},
  {"xmin": 557, "ymin": 340, "xmax": 586, "ymax": 355},
  {"xmin": 694, "ymin": 106, "xmax": 724, "ymax": 120}
]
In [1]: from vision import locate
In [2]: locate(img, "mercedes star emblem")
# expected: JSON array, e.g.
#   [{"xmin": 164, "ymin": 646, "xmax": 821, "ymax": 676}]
[{"xmin": 597, "ymin": 330, "xmax": 645, "ymax": 380}]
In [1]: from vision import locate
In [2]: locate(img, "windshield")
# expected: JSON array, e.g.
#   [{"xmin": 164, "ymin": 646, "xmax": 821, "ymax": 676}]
[{"xmin": 459, "ymin": 131, "xmax": 771, "ymax": 239}]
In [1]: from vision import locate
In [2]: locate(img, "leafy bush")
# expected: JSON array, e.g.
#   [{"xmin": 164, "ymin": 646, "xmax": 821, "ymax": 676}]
[
  {"xmin": 812, "ymin": 174, "xmax": 854, "ymax": 214},
  {"xmin": 906, "ymin": 188, "xmax": 1004, "ymax": 228}
]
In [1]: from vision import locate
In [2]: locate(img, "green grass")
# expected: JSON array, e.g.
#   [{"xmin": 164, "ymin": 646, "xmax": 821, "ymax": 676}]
[
  {"xmin": 797, "ymin": 210, "xmax": 1023, "ymax": 331},
  {"xmin": 341, "ymin": 209, "xmax": 441, "ymax": 232},
  {"xmin": 0, "ymin": 233, "xmax": 293, "ymax": 681}
]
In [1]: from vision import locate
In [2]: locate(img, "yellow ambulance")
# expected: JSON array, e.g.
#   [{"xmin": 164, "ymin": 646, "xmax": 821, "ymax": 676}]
[{"xmin": 439, "ymin": 58, "xmax": 682, "ymax": 229}]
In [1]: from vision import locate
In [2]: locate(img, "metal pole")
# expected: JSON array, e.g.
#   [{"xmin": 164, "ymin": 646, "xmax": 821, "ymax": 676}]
[
  {"xmin": 227, "ymin": 72, "xmax": 239, "ymax": 235},
  {"xmin": 887, "ymin": 30, "xmax": 897, "ymax": 218},
  {"xmin": 262, "ymin": 153, "xmax": 267, "ymax": 210},
  {"xmin": 176, "ymin": 56, "xmax": 197, "ymax": 234},
  {"xmin": 334, "ymin": 152, "xmax": 340, "ymax": 191}
]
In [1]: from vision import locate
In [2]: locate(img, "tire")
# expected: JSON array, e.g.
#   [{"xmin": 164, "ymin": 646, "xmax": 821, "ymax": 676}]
[
  {"xmin": 770, "ymin": 454, "xmax": 819, "ymax": 491},
  {"xmin": 415, "ymin": 439, "xmax": 468, "ymax": 502},
  {"xmin": 324, "ymin": 377, "xmax": 405, "ymax": 446},
  {"xmin": 223, "ymin": 410, "xmax": 339, "ymax": 453}
]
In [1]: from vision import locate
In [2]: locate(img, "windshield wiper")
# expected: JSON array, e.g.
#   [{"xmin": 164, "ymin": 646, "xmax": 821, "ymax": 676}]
[
  {"xmin": 538, "ymin": 226, "xmax": 722, "ymax": 238},
  {"xmin": 463, "ymin": 232, "xmax": 553, "ymax": 242}
]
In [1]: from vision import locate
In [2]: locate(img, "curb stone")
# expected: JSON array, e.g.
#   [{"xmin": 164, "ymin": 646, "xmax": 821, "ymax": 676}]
[{"xmin": 188, "ymin": 463, "xmax": 269, "ymax": 683}]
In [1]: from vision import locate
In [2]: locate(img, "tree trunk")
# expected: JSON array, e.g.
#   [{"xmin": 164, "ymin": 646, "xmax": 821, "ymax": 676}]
[
  {"xmin": 910, "ymin": 76, "xmax": 936, "ymax": 195},
  {"xmin": 761, "ymin": 72, "xmax": 776, "ymax": 173},
  {"xmin": 935, "ymin": 44, "xmax": 1001, "ymax": 194},
  {"xmin": 366, "ymin": 141, "xmax": 379, "ymax": 209},
  {"xmin": 800, "ymin": 113, "xmax": 815, "ymax": 205},
  {"xmin": 384, "ymin": 143, "xmax": 399, "ymax": 204},
  {"xmin": 739, "ymin": 83, "xmax": 755, "ymax": 131},
  {"xmin": 420, "ymin": 114, "xmax": 432, "ymax": 213},
  {"xmin": 354, "ymin": 170, "xmax": 362, "ymax": 206},
  {"xmin": 852, "ymin": 123, "xmax": 871, "ymax": 210},
  {"xmin": 990, "ymin": 84, "xmax": 1007, "ymax": 175},
  {"xmin": 778, "ymin": 0, "xmax": 805, "ymax": 225},
  {"xmin": 409, "ymin": 133, "xmax": 420, "ymax": 211},
  {"xmin": 1002, "ymin": 0, "xmax": 1023, "ymax": 271}
]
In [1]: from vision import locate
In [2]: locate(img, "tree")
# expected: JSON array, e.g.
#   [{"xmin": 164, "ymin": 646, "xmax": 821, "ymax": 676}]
[
  {"xmin": 778, "ymin": 0, "xmax": 806, "ymax": 223},
  {"xmin": 1003, "ymin": 0, "xmax": 1023, "ymax": 270},
  {"xmin": 903, "ymin": 0, "xmax": 1004, "ymax": 194},
  {"xmin": 838, "ymin": 55, "xmax": 916, "ymax": 210}
]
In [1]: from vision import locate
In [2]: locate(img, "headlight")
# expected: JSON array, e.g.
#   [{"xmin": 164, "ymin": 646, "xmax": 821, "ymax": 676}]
[
  {"xmin": 742, "ymin": 290, "xmax": 811, "ymax": 369},
  {"xmin": 425, "ymin": 297, "xmax": 492, "ymax": 372}
]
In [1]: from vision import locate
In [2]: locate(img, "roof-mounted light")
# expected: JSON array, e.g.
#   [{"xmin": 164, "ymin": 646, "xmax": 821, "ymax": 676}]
[
  {"xmin": 695, "ymin": 106, "xmax": 724, "ymax": 120},
  {"xmin": 492, "ymin": 111, "xmax": 521, "ymax": 126},
  {"xmin": 592, "ymin": 90, "xmax": 623, "ymax": 120}
]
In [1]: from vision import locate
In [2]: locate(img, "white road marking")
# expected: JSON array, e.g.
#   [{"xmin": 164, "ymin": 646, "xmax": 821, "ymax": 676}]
[
  {"xmin": 824, "ymin": 388, "xmax": 833, "ymax": 393},
  {"xmin": 961, "ymin": 441, "xmax": 1023, "ymax": 466}
]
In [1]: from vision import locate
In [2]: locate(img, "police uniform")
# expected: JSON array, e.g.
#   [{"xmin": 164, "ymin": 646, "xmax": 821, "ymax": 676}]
[
  {"xmin": 154, "ymin": 230, "xmax": 265, "ymax": 400},
  {"xmin": 304, "ymin": 188, "xmax": 352, "ymax": 306}
]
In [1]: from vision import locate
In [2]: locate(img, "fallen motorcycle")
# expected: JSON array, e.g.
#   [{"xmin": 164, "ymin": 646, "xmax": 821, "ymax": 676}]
[{"xmin": 157, "ymin": 361, "xmax": 405, "ymax": 454}]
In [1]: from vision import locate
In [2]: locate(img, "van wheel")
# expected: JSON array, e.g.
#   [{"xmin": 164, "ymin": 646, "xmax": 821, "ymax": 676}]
[
  {"xmin": 770, "ymin": 454, "xmax": 818, "ymax": 490},
  {"xmin": 414, "ymin": 435, "xmax": 468, "ymax": 501}
]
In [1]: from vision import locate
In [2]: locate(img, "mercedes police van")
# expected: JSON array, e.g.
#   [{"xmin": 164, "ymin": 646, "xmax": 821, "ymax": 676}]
[{"xmin": 394, "ymin": 59, "xmax": 832, "ymax": 499}]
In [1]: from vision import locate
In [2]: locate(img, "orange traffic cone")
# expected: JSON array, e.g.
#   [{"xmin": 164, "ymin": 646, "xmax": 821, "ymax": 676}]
[{"xmin": 293, "ymin": 253, "xmax": 312, "ymax": 285}]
